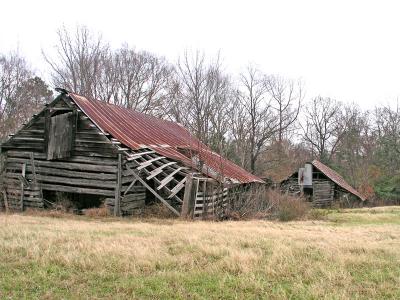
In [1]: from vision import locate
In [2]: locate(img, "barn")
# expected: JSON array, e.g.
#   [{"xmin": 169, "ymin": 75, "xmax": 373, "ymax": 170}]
[
  {"xmin": 280, "ymin": 160, "xmax": 366, "ymax": 207},
  {"xmin": 0, "ymin": 89, "xmax": 263, "ymax": 218}
]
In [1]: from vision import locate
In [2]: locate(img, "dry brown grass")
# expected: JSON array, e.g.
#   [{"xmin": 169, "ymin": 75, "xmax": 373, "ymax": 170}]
[
  {"xmin": 0, "ymin": 207, "xmax": 400, "ymax": 299},
  {"xmin": 83, "ymin": 207, "xmax": 110, "ymax": 217}
]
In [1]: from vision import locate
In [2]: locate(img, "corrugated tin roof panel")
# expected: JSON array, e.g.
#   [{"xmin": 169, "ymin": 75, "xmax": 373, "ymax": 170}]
[
  {"xmin": 311, "ymin": 160, "xmax": 366, "ymax": 201},
  {"xmin": 68, "ymin": 92, "xmax": 263, "ymax": 184}
]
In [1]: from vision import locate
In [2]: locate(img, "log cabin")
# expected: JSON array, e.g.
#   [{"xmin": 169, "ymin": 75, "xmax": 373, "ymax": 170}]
[
  {"xmin": 0, "ymin": 88, "xmax": 263, "ymax": 218},
  {"xmin": 280, "ymin": 160, "xmax": 366, "ymax": 207}
]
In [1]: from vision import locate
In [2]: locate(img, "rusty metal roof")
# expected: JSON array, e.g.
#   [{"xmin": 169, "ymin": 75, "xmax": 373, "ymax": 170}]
[
  {"xmin": 311, "ymin": 160, "xmax": 366, "ymax": 201},
  {"xmin": 68, "ymin": 92, "xmax": 263, "ymax": 184}
]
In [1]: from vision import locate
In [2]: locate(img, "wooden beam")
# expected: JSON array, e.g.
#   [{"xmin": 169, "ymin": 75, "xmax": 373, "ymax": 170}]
[
  {"xmin": 7, "ymin": 158, "xmax": 117, "ymax": 173},
  {"xmin": 126, "ymin": 165, "xmax": 180, "ymax": 216},
  {"xmin": 146, "ymin": 162, "xmax": 177, "ymax": 180},
  {"xmin": 40, "ymin": 183, "xmax": 114, "ymax": 196},
  {"xmin": 6, "ymin": 165, "xmax": 116, "ymax": 180},
  {"xmin": 1, "ymin": 190, "xmax": 9, "ymax": 213},
  {"xmin": 157, "ymin": 167, "xmax": 184, "ymax": 190},
  {"xmin": 168, "ymin": 177, "xmax": 187, "ymax": 199},
  {"xmin": 114, "ymin": 154, "xmax": 122, "ymax": 216},
  {"xmin": 181, "ymin": 174, "xmax": 194, "ymax": 217},
  {"xmin": 126, "ymin": 151, "xmax": 155, "ymax": 161},
  {"xmin": 137, "ymin": 156, "xmax": 166, "ymax": 170},
  {"xmin": 123, "ymin": 179, "xmax": 138, "ymax": 196},
  {"xmin": 29, "ymin": 152, "xmax": 37, "ymax": 185}
]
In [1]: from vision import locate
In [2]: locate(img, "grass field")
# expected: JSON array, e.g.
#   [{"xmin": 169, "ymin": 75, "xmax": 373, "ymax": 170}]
[{"xmin": 1, "ymin": 207, "xmax": 400, "ymax": 299}]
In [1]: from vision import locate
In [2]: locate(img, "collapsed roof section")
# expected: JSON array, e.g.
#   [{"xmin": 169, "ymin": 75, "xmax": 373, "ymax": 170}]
[{"xmin": 67, "ymin": 92, "xmax": 263, "ymax": 184}]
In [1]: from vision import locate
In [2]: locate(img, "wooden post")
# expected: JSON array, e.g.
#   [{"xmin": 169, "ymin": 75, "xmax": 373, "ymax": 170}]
[
  {"xmin": 29, "ymin": 153, "xmax": 37, "ymax": 184},
  {"xmin": 181, "ymin": 174, "xmax": 196, "ymax": 218},
  {"xmin": 114, "ymin": 154, "xmax": 122, "ymax": 216},
  {"xmin": 1, "ymin": 190, "xmax": 8, "ymax": 213},
  {"xmin": 20, "ymin": 163, "xmax": 26, "ymax": 211},
  {"xmin": 0, "ymin": 152, "xmax": 7, "ymax": 212}
]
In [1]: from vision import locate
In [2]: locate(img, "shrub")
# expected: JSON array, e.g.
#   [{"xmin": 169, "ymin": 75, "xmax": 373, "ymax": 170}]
[
  {"xmin": 226, "ymin": 187, "xmax": 309, "ymax": 221},
  {"xmin": 269, "ymin": 190, "xmax": 309, "ymax": 221}
]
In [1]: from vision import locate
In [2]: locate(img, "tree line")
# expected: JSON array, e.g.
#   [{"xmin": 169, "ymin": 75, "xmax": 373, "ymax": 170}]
[{"xmin": 1, "ymin": 26, "xmax": 399, "ymax": 201}]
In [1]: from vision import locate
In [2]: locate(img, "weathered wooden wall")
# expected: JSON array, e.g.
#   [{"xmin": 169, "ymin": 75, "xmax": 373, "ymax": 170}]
[
  {"xmin": 192, "ymin": 178, "xmax": 228, "ymax": 219},
  {"xmin": 312, "ymin": 180, "xmax": 334, "ymax": 207},
  {"xmin": 0, "ymin": 96, "xmax": 145, "ymax": 213}
]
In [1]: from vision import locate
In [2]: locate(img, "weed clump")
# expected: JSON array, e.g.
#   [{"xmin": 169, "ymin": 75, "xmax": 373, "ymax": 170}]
[{"xmin": 226, "ymin": 187, "xmax": 309, "ymax": 221}]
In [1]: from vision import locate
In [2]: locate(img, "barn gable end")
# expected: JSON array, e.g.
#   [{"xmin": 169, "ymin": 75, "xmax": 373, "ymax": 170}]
[{"xmin": 280, "ymin": 160, "xmax": 366, "ymax": 207}]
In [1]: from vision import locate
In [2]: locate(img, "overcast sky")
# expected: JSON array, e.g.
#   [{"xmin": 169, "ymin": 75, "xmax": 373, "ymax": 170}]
[{"xmin": 1, "ymin": 0, "xmax": 399, "ymax": 108}]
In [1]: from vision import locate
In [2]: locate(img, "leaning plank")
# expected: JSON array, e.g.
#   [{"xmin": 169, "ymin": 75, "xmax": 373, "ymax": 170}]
[
  {"xmin": 126, "ymin": 151, "xmax": 155, "ymax": 161},
  {"xmin": 146, "ymin": 162, "xmax": 177, "ymax": 180},
  {"xmin": 126, "ymin": 165, "xmax": 180, "ymax": 216},
  {"xmin": 123, "ymin": 179, "xmax": 138, "ymax": 196},
  {"xmin": 168, "ymin": 177, "xmax": 187, "ymax": 199},
  {"xmin": 157, "ymin": 167, "xmax": 185, "ymax": 190},
  {"xmin": 137, "ymin": 157, "xmax": 166, "ymax": 170}
]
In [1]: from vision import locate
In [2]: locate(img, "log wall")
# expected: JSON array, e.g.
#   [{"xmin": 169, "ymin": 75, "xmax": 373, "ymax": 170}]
[{"xmin": 0, "ymin": 96, "xmax": 145, "ymax": 212}]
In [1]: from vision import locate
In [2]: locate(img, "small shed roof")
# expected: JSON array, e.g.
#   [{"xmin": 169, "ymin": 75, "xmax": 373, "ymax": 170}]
[
  {"xmin": 311, "ymin": 160, "xmax": 366, "ymax": 201},
  {"xmin": 67, "ymin": 91, "xmax": 263, "ymax": 184}
]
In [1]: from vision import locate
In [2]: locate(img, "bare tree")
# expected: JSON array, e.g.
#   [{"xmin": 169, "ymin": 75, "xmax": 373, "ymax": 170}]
[
  {"xmin": 114, "ymin": 45, "xmax": 172, "ymax": 115},
  {"xmin": 0, "ymin": 52, "xmax": 52, "ymax": 140},
  {"xmin": 170, "ymin": 51, "xmax": 232, "ymax": 149},
  {"xmin": 236, "ymin": 66, "xmax": 278, "ymax": 173},
  {"xmin": 44, "ymin": 26, "xmax": 172, "ymax": 115},
  {"xmin": 43, "ymin": 25, "xmax": 110, "ymax": 99},
  {"xmin": 266, "ymin": 75, "xmax": 302, "ymax": 142},
  {"xmin": 229, "ymin": 95, "xmax": 252, "ymax": 168},
  {"xmin": 302, "ymin": 96, "xmax": 343, "ymax": 162}
]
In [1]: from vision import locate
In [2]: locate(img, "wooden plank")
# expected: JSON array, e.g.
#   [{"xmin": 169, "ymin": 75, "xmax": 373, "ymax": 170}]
[
  {"xmin": 6, "ymin": 165, "xmax": 116, "ymax": 180},
  {"xmin": 181, "ymin": 174, "xmax": 194, "ymax": 217},
  {"xmin": 40, "ymin": 183, "xmax": 115, "ymax": 196},
  {"xmin": 137, "ymin": 157, "xmax": 166, "ymax": 170},
  {"xmin": 33, "ymin": 174, "xmax": 117, "ymax": 189},
  {"xmin": 114, "ymin": 154, "xmax": 122, "ymax": 216},
  {"xmin": 146, "ymin": 162, "xmax": 177, "ymax": 180},
  {"xmin": 29, "ymin": 153, "xmax": 37, "ymax": 185},
  {"xmin": 2, "ymin": 189, "xmax": 8, "ymax": 212},
  {"xmin": 7, "ymin": 158, "xmax": 117, "ymax": 173},
  {"xmin": 123, "ymin": 179, "xmax": 138, "ymax": 196},
  {"xmin": 126, "ymin": 165, "xmax": 180, "ymax": 216},
  {"xmin": 20, "ymin": 163, "xmax": 26, "ymax": 211},
  {"xmin": 157, "ymin": 167, "xmax": 185, "ymax": 190},
  {"xmin": 168, "ymin": 177, "xmax": 187, "ymax": 199},
  {"xmin": 126, "ymin": 151, "xmax": 155, "ymax": 161},
  {"xmin": 11, "ymin": 137, "xmax": 44, "ymax": 142}
]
